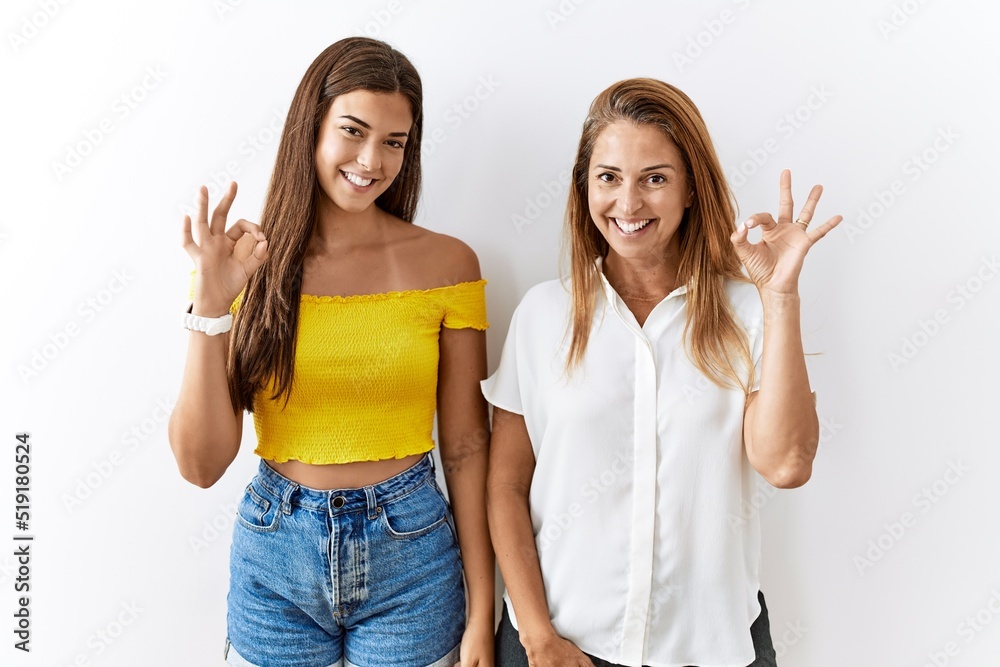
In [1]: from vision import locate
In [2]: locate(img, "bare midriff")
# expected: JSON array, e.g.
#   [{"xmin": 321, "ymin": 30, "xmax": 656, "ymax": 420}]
[{"xmin": 266, "ymin": 453, "xmax": 426, "ymax": 490}]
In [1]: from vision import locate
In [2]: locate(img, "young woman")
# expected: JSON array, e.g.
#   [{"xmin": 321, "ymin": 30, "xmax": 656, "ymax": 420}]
[
  {"xmin": 484, "ymin": 78, "xmax": 840, "ymax": 666},
  {"xmin": 168, "ymin": 37, "xmax": 495, "ymax": 667}
]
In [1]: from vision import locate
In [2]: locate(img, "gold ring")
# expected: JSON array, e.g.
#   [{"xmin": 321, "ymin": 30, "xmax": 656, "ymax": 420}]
[{"xmin": 794, "ymin": 218, "xmax": 810, "ymax": 227}]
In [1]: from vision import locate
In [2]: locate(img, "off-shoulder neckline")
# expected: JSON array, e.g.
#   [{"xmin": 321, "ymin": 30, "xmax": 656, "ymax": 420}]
[{"xmin": 300, "ymin": 278, "xmax": 486, "ymax": 304}]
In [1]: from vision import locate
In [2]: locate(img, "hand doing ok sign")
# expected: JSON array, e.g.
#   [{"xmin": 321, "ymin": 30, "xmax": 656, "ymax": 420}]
[{"xmin": 182, "ymin": 182, "xmax": 269, "ymax": 315}]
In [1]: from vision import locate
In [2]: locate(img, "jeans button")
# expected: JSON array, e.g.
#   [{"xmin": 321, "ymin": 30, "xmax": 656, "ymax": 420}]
[{"xmin": 332, "ymin": 496, "xmax": 346, "ymax": 509}]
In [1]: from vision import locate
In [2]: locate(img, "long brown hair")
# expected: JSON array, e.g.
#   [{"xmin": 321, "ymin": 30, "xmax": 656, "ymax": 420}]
[
  {"xmin": 565, "ymin": 78, "xmax": 755, "ymax": 393},
  {"xmin": 228, "ymin": 37, "xmax": 424, "ymax": 412}
]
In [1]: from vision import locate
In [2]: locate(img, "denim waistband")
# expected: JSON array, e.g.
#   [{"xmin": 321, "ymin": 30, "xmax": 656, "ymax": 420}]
[{"xmin": 254, "ymin": 453, "xmax": 435, "ymax": 519}]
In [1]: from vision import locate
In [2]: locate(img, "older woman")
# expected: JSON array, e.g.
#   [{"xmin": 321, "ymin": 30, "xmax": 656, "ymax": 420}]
[{"xmin": 483, "ymin": 78, "xmax": 840, "ymax": 667}]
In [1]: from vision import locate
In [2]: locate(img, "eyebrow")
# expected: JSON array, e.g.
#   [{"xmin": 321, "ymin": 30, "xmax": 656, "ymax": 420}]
[
  {"xmin": 593, "ymin": 163, "xmax": 676, "ymax": 172},
  {"xmin": 339, "ymin": 115, "xmax": 409, "ymax": 138}
]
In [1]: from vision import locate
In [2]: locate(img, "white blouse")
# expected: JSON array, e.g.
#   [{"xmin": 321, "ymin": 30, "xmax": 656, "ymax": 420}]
[{"xmin": 481, "ymin": 260, "xmax": 767, "ymax": 667}]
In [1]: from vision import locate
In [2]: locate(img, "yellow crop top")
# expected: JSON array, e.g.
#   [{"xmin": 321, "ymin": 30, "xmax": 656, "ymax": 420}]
[{"xmin": 188, "ymin": 275, "xmax": 488, "ymax": 464}]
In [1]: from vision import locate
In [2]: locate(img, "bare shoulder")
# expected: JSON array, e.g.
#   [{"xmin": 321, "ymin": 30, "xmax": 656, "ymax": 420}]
[{"xmin": 400, "ymin": 225, "xmax": 482, "ymax": 287}]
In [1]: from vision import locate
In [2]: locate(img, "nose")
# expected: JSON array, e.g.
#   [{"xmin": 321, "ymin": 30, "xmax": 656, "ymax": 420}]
[
  {"xmin": 357, "ymin": 141, "xmax": 381, "ymax": 173},
  {"xmin": 618, "ymin": 181, "xmax": 642, "ymax": 216}
]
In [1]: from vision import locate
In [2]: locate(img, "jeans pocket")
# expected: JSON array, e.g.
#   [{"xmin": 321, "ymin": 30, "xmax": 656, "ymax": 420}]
[
  {"xmin": 379, "ymin": 479, "xmax": 449, "ymax": 540},
  {"xmin": 235, "ymin": 482, "xmax": 281, "ymax": 534}
]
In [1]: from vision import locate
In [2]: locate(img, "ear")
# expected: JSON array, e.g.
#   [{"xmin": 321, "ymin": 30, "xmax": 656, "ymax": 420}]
[{"xmin": 685, "ymin": 187, "xmax": 695, "ymax": 208}]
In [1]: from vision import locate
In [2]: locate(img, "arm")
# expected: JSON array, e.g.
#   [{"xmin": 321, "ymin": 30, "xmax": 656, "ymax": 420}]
[
  {"xmin": 487, "ymin": 408, "xmax": 594, "ymax": 665},
  {"xmin": 167, "ymin": 183, "xmax": 268, "ymax": 488},
  {"xmin": 434, "ymin": 242, "xmax": 495, "ymax": 664},
  {"xmin": 743, "ymin": 292, "xmax": 819, "ymax": 488},
  {"xmin": 168, "ymin": 317, "xmax": 243, "ymax": 488},
  {"xmin": 438, "ymin": 323, "xmax": 495, "ymax": 659},
  {"xmin": 732, "ymin": 169, "xmax": 841, "ymax": 489}
]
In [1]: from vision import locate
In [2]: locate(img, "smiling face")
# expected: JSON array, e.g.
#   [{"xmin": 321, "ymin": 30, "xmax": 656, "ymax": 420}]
[
  {"xmin": 588, "ymin": 121, "xmax": 693, "ymax": 266},
  {"xmin": 314, "ymin": 89, "xmax": 413, "ymax": 217}
]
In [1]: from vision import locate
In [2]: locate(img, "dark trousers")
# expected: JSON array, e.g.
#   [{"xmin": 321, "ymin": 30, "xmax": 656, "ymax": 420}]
[{"xmin": 495, "ymin": 590, "xmax": 778, "ymax": 667}]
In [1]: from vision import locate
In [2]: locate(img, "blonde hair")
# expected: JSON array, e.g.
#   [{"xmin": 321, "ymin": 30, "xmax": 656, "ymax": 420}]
[{"xmin": 564, "ymin": 78, "xmax": 755, "ymax": 394}]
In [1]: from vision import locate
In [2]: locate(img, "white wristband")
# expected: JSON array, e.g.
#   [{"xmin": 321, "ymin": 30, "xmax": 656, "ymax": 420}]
[{"xmin": 183, "ymin": 304, "xmax": 233, "ymax": 336}]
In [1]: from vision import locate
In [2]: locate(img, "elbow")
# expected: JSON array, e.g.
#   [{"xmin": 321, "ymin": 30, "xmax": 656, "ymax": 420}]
[
  {"xmin": 177, "ymin": 464, "xmax": 224, "ymax": 489},
  {"xmin": 749, "ymin": 430, "xmax": 818, "ymax": 489},
  {"xmin": 486, "ymin": 478, "xmax": 529, "ymax": 517},
  {"xmin": 761, "ymin": 461, "xmax": 813, "ymax": 489},
  {"xmin": 167, "ymin": 422, "xmax": 229, "ymax": 489},
  {"xmin": 170, "ymin": 443, "xmax": 225, "ymax": 489}
]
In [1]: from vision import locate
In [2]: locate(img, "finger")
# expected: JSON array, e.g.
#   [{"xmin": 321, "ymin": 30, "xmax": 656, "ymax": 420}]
[
  {"xmin": 193, "ymin": 185, "xmax": 210, "ymax": 244},
  {"xmin": 225, "ymin": 218, "xmax": 267, "ymax": 243},
  {"xmin": 181, "ymin": 215, "xmax": 199, "ymax": 258},
  {"xmin": 778, "ymin": 169, "xmax": 793, "ymax": 224},
  {"xmin": 805, "ymin": 214, "xmax": 843, "ymax": 243},
  {"xmin": 730, "ymin": 219, "xmax": 752, "ymax": 251},
  {"xmin": 746, "ymin": 213, "xmax": 778, "ymax": 231},
  {"xmin": 243, "ymin": 239, "xmax": 269, "ymax": 273},
  {"xmin": 795, "ymin": 184, "xmax": 823, "ymax": 225},
  {"xmin": 233, "ymin": 233, "xmax": 257, "ymax": 262},
  {"xmin": 210, "ymin": 181, "xmax": 238, "ymax": 235}
]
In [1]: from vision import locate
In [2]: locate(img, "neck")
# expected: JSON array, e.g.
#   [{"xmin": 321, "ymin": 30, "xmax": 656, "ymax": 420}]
[
  {"xmin": 602, "ymin": 247, "xmax": 681, "ymax": 300},
  {"xmin": 312, "ymin": 196, "xmax": 386, "ymax": 251}
]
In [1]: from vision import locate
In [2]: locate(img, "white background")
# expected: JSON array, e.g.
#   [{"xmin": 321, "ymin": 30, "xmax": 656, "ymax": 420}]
[{"xmin": 2, "ymin": 1, "xmax": 999, "ymax": 665}]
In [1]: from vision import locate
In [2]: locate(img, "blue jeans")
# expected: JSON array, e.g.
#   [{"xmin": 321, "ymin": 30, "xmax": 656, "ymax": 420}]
[
  {"xmin": 495, "ymin": 590, "xmax": 777, "ymax": 667},
  {"xmin": 225, "ymin": 453, "xmax": 465, "ymax": 667}
]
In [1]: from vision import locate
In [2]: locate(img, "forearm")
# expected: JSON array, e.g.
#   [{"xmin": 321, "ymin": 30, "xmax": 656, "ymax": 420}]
[
  {"xmin": 442, "ymin": 439, "xmax": 495, "ymax": 625},
  {"xmin": 167, "ymin": 330, "xmax": 241, "ymax": 488},
  {"xmin": 749, "ymin": 290, "xmax": 819, "ymax": 486},
  {"xmin": 486, "ymin": 482, "xmax": 556, "ymax": 644}
]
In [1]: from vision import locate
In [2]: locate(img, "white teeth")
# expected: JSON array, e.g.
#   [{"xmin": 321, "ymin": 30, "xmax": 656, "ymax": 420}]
[
  {"xmin": 614, "ymin": 218, "xmax": 652, "ymax": 234},
  {"xmin": 343, "ymin": 171, "xmax": 374, "ymax": 187}
]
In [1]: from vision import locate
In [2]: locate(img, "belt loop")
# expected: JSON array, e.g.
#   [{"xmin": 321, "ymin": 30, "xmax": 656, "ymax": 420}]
[
  {"xmin": 281, "ymin": 480, "xmax": 298, "ymax": 515},
  {"xmin": 363, "ymin": 485, "xmax": 380, "ymax": 520}
]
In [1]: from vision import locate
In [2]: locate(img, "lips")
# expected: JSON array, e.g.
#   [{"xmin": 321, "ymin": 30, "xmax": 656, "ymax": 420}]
[
  {"xmin": 340, "ymin": 170, "xmax": 377, "ymax": 191},
  {"xmin": 612, "ymin": 217, "xmax": 655, "ymax": 234}
]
